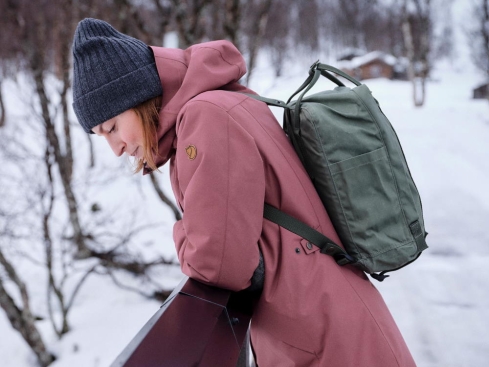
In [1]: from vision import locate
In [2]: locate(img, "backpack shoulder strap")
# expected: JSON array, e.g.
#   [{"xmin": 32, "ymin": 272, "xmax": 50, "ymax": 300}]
[
  {"xmin": 243, "ymin": 93, "xmax": 288, "ymax": 108},
  {"xmin": 263, "ymin": 204, "xmax": 355, "ymax": 266}
]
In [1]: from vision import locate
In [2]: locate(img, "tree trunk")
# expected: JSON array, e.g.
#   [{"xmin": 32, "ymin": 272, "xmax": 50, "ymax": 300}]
[
  {"xmin": 58, "ymin": 2, "xmax": 74, "ymax": 182},
  {"xmin": 223, "ymin": 0, "xmax": 241, "ymax": 48},
  {"xmin": 171, "ymin": 0, "xmax": 212, "ymax": 48},
  {"xmin": 114, "ymin": 0, "xmax": 155, "ymax": 44},
  {"xmin": 482, "ymin": 0, "xmax": 489, "ymax": 78},
  {"xmin": 402, "ymin": 13, "xmax": 424, "ymax": 107},
  {"xmin": 0, "ymin": 79, "xmax": 5, "ymax": 127},
  {"xmin": 245, "ymin": 0, "xmax": 274, "ymax": 85},
  {"xmin": 402, "ymin": 0, "xmax": 431, "ymax": 107},
  {"xmin": 42, "ymin": 145, "xmax": 71, "ymax": 338},
  {"xmin": 401, "ymin": 20, "xmax": 413, "ymax": 99},
  {"xmin": 0, "ymin": 251, "xmax": 55, "ymax": 367},
  {"xmin": 152, "ymin": 0, "xmax": 172, "ymax": 46},
  {"xmin": 29, "ymin": 60, "xmax": 91, "ymax": 258}
]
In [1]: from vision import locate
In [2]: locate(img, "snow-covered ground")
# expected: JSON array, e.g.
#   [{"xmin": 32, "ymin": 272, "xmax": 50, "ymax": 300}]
[
  {"xmin": 1, "ymin": 8, "xmax": 489, "ymax": 367},
  {"xmin": 369, "ymin": 66, "xmax": 489, "ymax": 367}
]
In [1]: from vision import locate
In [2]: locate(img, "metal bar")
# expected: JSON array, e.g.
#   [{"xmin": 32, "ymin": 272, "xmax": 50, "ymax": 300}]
[{"xmin": 110, "ymin": 277, "xmax": 253, "ymax": 367}]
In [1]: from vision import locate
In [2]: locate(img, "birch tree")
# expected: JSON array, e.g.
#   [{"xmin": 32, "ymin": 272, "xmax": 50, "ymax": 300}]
[
  {"xmin": 401, "ymin": 0, "xmax": 433, "ymax": 107},
  {"xmin": 242, "ymin": 0, "xmax": 273, "ymax": 84},
  {"xmin": 469, "ymin": 0, "xmax": 489, "ymax": 100},
  {"xmin": 0, "ymin": 250, "xmax": 55, "ymax": 366},
  {"xmin": 0, "ymin": 80, "xmax": 4, "ymax": 128}
]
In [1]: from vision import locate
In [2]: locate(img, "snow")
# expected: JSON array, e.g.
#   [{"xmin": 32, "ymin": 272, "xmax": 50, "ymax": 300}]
[
  {"xmin": 336, "ymin": 50, "xmax": 398, "ymax": 69},
  {"xmin": 2, "ymin": 5, "xmax": 489, "ymax": 367},
  {"xmin": 363, "ymin": 65, "xmax": 489, "ymax": 367}
]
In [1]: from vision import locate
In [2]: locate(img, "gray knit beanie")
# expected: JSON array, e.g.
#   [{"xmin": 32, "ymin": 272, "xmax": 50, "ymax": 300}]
[{"xmin": 72, "ymin": 18, "xmax": 162, "ymax": 133}]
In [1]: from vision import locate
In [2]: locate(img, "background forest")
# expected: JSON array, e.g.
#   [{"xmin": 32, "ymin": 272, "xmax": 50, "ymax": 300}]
[{"xmin": 1, "ymin": 0, "xmax": 489, "ymax": 366}]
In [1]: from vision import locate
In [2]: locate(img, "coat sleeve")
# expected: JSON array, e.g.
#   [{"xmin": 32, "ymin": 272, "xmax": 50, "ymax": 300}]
[{"xmin": 172, "ymin": 99, "xmax": 265, "ymax": 291}]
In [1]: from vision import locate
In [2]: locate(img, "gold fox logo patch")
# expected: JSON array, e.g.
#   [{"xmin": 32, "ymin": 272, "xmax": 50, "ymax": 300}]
[{"xmin": 185, "ymin": 145, "xmax": 197, "ymax": 160}]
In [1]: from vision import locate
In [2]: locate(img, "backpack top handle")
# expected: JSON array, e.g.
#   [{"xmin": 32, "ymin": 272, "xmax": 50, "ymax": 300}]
[
  {"xmin": 289, "ymin": 61, "xmax": 363, "ymax": 140},
  {"xmin": 315, "ymin": 62, "xmax": 362, "ymax": 87}
]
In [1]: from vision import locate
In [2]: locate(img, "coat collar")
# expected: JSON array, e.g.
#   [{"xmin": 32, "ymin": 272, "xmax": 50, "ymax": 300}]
[{"xmin": 143, "ymin": 40, "xmax": 252, "ymax": 174}]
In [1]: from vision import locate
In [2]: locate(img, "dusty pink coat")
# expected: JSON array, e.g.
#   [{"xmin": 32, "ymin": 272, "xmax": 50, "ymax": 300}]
[{"xmin": 149, "ymin": 41, "xmax": 416, "ymax": 367}]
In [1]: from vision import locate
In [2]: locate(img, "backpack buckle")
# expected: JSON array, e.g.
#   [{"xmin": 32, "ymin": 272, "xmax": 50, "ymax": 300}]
[
  {"xmin": 333, "ymin": 252, "xmax": 356, "ymax": 266},
  {"xmin": 309, "ymin": 60, "xmax": 320, "ymax": 74}
]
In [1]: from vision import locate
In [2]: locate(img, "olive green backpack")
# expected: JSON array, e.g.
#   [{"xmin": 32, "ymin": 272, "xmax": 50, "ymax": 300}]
[{"xmin": 250, "ymin": 61, "xmax": 428, "ymax": 281}]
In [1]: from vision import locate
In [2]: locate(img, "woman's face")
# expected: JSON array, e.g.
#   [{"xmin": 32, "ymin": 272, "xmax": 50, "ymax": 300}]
[{"xmin": 92, "ymin": 109, "xmax": 144, "ymax": 159}]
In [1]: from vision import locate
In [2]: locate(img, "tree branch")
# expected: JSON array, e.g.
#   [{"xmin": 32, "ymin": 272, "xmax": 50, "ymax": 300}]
[
  {"xmin": 0, "ymin": 250, "xmax": 55, "ymax": 366},
  {"xmin": 149, "ymin": 172, "xmax": 182, "ymax": 221}
]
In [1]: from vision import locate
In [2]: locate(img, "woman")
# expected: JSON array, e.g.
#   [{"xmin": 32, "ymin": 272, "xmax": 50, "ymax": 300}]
[{"xmin": 72, "ymin": 18, "xmax": 416, "ymax": 367}]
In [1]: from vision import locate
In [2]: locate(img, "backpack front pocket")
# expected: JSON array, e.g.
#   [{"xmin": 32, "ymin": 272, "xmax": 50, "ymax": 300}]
[{"xmin": 329, "ymin": 147, "xmax": 415, "ymax": 265}]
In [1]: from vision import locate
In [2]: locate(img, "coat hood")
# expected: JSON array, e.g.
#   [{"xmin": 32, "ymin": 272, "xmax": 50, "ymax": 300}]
[{"xmin": 145, "ymin": 40, "xmax": 254, "ymax": 174}]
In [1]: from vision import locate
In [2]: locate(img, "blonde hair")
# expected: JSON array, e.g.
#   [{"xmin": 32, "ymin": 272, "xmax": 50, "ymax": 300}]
[{"xmin": 132, "ymin": 95, "xmax": 162, "ymax": 173}]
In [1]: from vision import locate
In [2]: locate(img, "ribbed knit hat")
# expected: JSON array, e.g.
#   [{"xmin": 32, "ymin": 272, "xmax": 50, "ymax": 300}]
[{"xmin": 72, "ymin": 18, "xmax": 162, "ymax": 133}]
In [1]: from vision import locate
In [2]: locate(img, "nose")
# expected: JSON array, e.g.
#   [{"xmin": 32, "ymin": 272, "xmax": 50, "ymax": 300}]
[{"xmin": 106, "ymin": 136, "xmax": 125, "ymax": 157}]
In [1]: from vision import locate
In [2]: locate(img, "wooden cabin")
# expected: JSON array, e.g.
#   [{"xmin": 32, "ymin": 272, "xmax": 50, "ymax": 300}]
[
  {"xmin": 473, "ymin": 83, "xmax": 489, "ymax": 99},
  {"xmin": 337, "ymin": 51, "xmax": 407, "ymax": 81}
]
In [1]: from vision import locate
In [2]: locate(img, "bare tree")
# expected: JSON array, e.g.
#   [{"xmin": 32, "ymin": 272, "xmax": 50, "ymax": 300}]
[
  {"xmin": 0, "ymin": 250, "xmax": 55, "ymax": 366},
  {"xmin": 0, "ymin": 0, "xmax": 180, "ymax": 357},
  {"xmin": 0, "ymin": 122, "xmax": 175, "ymax": 352},
  {"xmin": 39, "ymin": 136, "xmax": 98, "ymax": 338},
  {"xmin": 169, "ymin": 0, "xmax": 214, "ymax": 48},
  {"xmin": 108, "ymin": 0, "xmax": 172, "ymax": 46},
  {"xmin": 0, "ymin": 99, "xmax": 95, "ymax": 344},
  {"xmin": 149, "ymin": 172, "xmax": 182, "ymax": 221},
  {"xmin": 333, "ymin": 0, "xmax": 379, "ymax": 50},
  {"xmin": 0, "ymin": 0, "xmax": 25, "ymax": 128},
  {"xmin": 469, "ymin": 0, "xmax": 489, "ymax": 97},
  {"xmin": 151, "ymin": 0, "xmax": 174, "ymax": 45},
  {"xmin": 295, "ymin": 0, "xmax": 320, "ymax": 52},
  {"xmin": 223, "ymin": 0, "xmax": 242, "ymax": 47},
  {"xmin": 5, "ymin": 0, "xmax": 92, "ymax": 259},
  {"xmin": 114, "ymin": 0, "xmax": 155, "ymax": 42},
  {"xmin": 432, "ymin": 0, "xmax": 455, "ymax": 61},
  {"xmin": 314, "ymin": 0, "xmax": 413, "ymax": 60},
  {"xmin": 205, "ymin": 0, "xmax": 243, "ymax": 48},
  {"xmin": 262, "ymin": 1, "xmax": 291, "ymax": 77},
  {"xmin": 0, "ymin": 79, "xmax": 4, "ymax": 127},
  {"xmin": 244, "ymin": 0, "xmax": 274, "ymax": 85},
  {"xmin": 401, "ymin": 0, "xmax": 433, "ymax": 107}
]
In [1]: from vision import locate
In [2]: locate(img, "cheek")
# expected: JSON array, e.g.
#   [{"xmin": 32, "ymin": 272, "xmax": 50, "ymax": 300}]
[
  {"xmin": 120, "ymin": 115, "xmax": 144, "ymax": 145},
  {"xmin": 122, "ymin": 129, "xmax": 140, "ymax": 145},
  {"xmin": 130, "ymin": 124, "xmax": 145, "ymax": 146}
]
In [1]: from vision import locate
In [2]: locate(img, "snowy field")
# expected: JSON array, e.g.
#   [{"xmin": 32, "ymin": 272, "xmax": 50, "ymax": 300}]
[{"xmin": 1, "ymin": 12, "xmax": 489, "ymax": 367}]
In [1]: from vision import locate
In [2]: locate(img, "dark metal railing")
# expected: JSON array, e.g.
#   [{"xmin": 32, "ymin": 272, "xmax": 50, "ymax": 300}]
[{"xmin": 110, "ymin": 277, "xmax": 253, "ymax": 367}]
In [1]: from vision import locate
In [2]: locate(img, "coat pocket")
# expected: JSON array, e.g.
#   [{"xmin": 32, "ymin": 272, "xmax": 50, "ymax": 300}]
[{"xmin": 329, "ymin": 147, "xmax": 413, "ymax": 261}]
